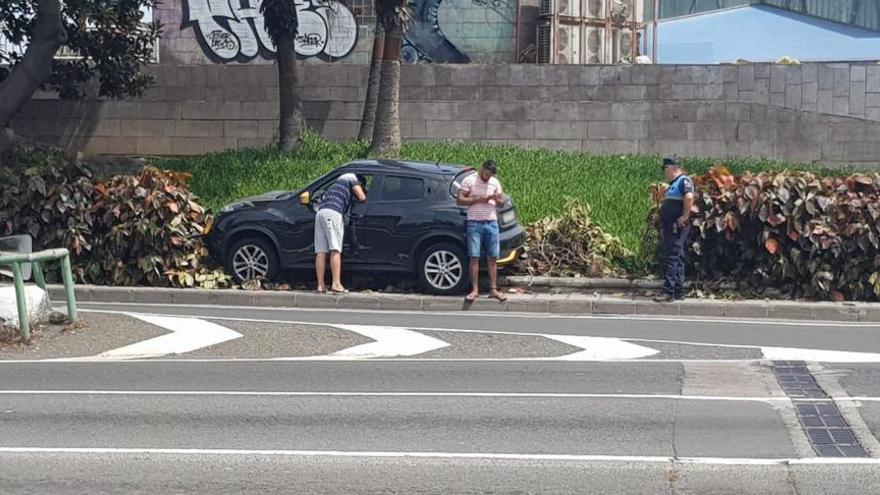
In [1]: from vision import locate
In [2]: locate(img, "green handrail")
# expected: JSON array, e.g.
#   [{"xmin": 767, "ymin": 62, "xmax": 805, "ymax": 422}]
[{"xmin": 0, "ymin": 248, "xmax": 77, "ymax": 342}]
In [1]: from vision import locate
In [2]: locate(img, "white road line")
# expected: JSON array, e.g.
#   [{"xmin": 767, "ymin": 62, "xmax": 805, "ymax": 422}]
[
  {"xmin": 541, "ymin": 335, "xmax": 660, "ymax": 360},
  {"xmin": 0, "ymin": 390, "xmax": 795, "ymax": 402},
  {"xmin": 0, "ymin": 358, "xmax": 763, "ymax": 364},
  {"xmin": 2, "ymin": 447, "xmax": 879, "ymax": 465},
  {"xmin": 87, "ymin": 315, "xmax": 242, "ymax": 360},
  {"xmin": 761, "ymin": 346, "xmax": 880, "ymax": 363},
  {"xmin": 77, "ymin": 303, "xmax": 880, "ymax": 328},
  {"xmin": 285, "ymin": 324, "xmax": 449, "ymax": 360}
]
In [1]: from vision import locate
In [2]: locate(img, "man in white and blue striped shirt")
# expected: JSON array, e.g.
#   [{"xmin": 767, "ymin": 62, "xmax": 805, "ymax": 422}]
[{"xmin": 315, "ymin": 173, "xmax": 366, "ymax": 293}]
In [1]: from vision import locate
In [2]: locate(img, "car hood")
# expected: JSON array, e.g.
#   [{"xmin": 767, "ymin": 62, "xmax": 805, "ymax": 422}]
[
  {"xmin": 225, "ymin": 190, "xmax": 293, "ymax": 208},
  {"xmin": 243, "ymin": 190, "xmax": 294, "ymax": 203}
]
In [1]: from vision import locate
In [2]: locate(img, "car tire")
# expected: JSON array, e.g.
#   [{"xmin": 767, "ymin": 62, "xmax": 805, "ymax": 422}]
[
  {"xmin": 227, "ymin": 237, "xmax": 280, "ymax": 283},
  {"xmin": 417, "ymin": 242, "xmax": 470, "ymax": 295}
]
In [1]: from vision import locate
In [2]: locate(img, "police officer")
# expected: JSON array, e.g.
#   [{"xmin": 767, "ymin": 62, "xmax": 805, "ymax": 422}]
[{"xmin": 654, "ymin": 158, "xmax": 695, "ymax": 302}]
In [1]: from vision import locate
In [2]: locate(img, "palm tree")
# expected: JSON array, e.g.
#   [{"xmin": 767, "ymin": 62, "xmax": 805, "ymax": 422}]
[
  {"xmin": 260, "ymin": 0, "xmax": 305, "ymax": 152},
  {"xmin": 368, "ymin": 0, "xmax": 411, "ymax": 157},
  {"xmin": 357, "ymin": 15, "xmax": 383, "ymax": 142}
]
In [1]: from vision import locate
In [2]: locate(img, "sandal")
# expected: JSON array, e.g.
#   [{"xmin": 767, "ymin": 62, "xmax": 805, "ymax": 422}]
[
  {"xmin": 464, "ymin": 292, "xmax": 479, "ymax": 303},
  {"xmin": 330, "ymin": 287, "xmax": 350, "ymax": 294},
  {"xmin": 489, "ymin": 288, "xmax": 508, "ymax": 302}
]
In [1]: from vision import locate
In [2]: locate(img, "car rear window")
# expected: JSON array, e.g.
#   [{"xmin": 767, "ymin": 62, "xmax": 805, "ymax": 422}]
[
  {"xmin": 450, "ymin": 170, "xmax": 476, "ymax": 197},
  {"xmin": 381, "ymin": 176, "xmax": 425, "ymax": 201}
]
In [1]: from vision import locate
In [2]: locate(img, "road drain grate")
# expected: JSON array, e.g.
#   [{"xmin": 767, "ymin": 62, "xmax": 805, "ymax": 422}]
[{"xmin": 772, "ymin": 361, "xmax": 868, "ymax": 458}]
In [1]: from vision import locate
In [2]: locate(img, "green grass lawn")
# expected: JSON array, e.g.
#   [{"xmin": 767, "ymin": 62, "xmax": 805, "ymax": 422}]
[{"xmin": 159, "ymin": 134, "xmax": 845, "ymax": 257}]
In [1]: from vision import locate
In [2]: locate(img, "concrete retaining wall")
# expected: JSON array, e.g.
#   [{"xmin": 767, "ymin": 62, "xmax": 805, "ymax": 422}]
[{"xmin": 14, "ymin": 63, "xmax": 880, "ymax": 166}]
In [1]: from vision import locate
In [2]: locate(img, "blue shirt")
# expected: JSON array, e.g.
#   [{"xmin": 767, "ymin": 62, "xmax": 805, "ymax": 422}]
[
  {"xmin": 319, "ymin": 174, "xmax": 358, "ymax": 214},
  {"xmin": 665, "ymin": 174, "xmax": 694, "ymax": 201},
  {"xmin": 660, "ymin": 174, "xmax": 694, "ymax": 222}
]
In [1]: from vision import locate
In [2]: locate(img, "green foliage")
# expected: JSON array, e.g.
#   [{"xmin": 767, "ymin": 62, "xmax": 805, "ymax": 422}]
[
  {"xmin": 162, "ymin": 134, "xmax": 842, "ymax": 260},
  {"xmin": 259, "ymin": 0, "xmax": 299, "ymax": 44},
  {"xmin": 375, "ymin": 0, "xmax": 412, "ymax": 33},
  {"xmin": 0, "ymin": 0, "xmax": 160, "ymax": 99},
  {"xmin": 0, "ymin": 144, "xmax": 229, "ymax": 288},
  {"xmin": 650, "ymin": 166, "xmax": 880, "ymax": 301}
]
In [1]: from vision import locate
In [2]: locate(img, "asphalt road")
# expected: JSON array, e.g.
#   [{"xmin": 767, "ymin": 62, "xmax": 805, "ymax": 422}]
[
  {"xmin": 79, "ymin": 301, "xmax": 880, "ymax": 352},
  {"xmin": 2, "ymin": 303, "xmax": 880, "ymax": 493}
]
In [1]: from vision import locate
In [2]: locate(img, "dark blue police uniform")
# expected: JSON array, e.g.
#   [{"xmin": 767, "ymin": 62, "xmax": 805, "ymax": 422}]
[{"xmin": 659, "ymin": 174, "xmax": 694, "ymax": 299}]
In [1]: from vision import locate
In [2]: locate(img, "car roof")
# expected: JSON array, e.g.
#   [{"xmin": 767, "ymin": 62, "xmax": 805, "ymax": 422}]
[{"xmin": 343, "ymin": 159, "xmax": 468, "ymax": 176}]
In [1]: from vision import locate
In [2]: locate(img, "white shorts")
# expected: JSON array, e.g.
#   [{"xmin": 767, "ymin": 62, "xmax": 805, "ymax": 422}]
[{"xmin": 314, "ymin": 209, "xmax": 344, "ymax": 254}]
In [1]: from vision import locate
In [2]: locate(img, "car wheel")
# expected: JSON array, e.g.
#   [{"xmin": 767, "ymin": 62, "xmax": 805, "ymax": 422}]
[
  {"xmin": 417, "ymin": 242, "xmax": 469, "ymax": 295},
  {"xmin": 227, "ymin": 237, "xmax": 280, "ymax": 283}
]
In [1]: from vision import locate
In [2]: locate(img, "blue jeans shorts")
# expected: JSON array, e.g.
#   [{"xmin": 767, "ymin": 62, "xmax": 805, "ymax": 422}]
[{"xmin": 467, "ymin": 221, "xmax": 500, "ymax": 259}]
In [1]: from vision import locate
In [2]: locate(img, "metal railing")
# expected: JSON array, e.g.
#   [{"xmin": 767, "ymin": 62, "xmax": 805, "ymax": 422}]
[{"xmin": 0, "ymin": 249, "xmax": 78, "ymax": 342}]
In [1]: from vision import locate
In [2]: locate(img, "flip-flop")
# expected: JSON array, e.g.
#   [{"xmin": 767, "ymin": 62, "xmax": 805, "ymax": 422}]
[
  {"xmin": 330, "ymin": 288, "xmax": 350, "ymax": 294},
  {"xmin": 464, "ymin": 293, "xmax": 479, "ymax": 303},
  {"xmin": 489, "ymin": 291, "xmax": 508, "ymax": 302}
]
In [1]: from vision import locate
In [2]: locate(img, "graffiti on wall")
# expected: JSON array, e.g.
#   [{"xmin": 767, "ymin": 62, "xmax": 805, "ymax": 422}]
[
  {"xmin": 402, "ymin": 0, "xmax": 516, "ymax": 64},
  {"xmin": 403, "ymin": 0, "xmax": 469, "ymax": 64},
  {"xmin": 185, "ymin": 0, "xmax": 358, "ymax": 62}
]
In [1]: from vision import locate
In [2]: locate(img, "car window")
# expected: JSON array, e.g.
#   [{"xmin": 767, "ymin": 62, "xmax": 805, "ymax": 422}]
[
  {"xmin": 450, "ymin": 170, "xmax": 476, "ymax": 197},
  {"xmin": 380, "ymin": 175, "xmax": 425, "ymax": 202},
  {"xmin": 313, "ymin": 174, "xmax": 374, "ymax": 203}
]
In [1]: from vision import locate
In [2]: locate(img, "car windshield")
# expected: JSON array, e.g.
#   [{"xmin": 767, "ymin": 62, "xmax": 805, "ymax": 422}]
[{"xmin": 450, "ymin": 169, "xmax": 476, "ymax": 197}]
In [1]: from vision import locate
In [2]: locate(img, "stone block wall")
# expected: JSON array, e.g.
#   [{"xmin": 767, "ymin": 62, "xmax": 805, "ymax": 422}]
[{"xmin": 13, "ymin": 62, "xmax": 880, "ymax": 167}]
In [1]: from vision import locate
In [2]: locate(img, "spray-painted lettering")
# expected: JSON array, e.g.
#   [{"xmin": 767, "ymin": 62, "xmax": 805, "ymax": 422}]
[{"xmin": 185, "ymin": 0, "xmax": 358, "ymax": 62}]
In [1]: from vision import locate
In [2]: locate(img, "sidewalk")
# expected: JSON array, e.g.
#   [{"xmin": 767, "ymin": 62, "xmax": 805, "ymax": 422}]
[{"xmin": 48, "ymin": 284, "xmax": 878, "ymax": 323}]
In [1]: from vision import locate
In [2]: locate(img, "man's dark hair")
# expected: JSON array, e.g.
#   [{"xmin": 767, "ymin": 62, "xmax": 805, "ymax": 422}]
[{"xmin": 481, "ymin": 160, "xmax": 498, "ymax": 175}]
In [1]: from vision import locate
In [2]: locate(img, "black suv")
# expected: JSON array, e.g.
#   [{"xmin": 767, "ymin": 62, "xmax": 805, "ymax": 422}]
[{"xmin": 208, "ymin": 159, "xmax": 526, "ymax": 295}]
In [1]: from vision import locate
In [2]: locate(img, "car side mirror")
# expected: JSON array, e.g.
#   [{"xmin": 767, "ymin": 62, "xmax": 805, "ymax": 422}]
[{"xmin": 299, "ymin": 191, "xmax": 311, "ymax": 206}]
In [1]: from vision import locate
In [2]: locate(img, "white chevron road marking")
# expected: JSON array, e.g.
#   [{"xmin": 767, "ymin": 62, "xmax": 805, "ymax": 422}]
[
  {"xmin": 90, "ymin": 314, "xmax": 243, "ymax": 360},
  {"xmin": 541, "ymin": 335, "xmax": 661, "ymax": 361},
  {"xmin": 275, "ymin": 324, "xmax": 450, "ymax": 360},
  {"xmin": 31, "ymin": 309, "xmax": 880, "ymax": 363}
]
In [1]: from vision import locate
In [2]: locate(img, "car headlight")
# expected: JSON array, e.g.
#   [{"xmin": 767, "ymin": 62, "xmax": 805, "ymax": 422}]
[
  {"xmin": 220, "ymin": 201, "xmax": 253, "ymax": 213},
  {"xmin": 501, "ymin": 210, "xmax": 516, "ymax": 225}
]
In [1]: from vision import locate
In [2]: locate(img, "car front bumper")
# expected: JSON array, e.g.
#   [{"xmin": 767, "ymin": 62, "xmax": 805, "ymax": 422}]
[{"xmin": 497, "ymin": 224, "xmax": 526, "ymax": 266}]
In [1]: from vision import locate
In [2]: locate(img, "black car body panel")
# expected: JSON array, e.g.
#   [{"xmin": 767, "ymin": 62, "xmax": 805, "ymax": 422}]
[{"xmin": 208, "ymin": 160, "xmax": 526, "ymax": 278}]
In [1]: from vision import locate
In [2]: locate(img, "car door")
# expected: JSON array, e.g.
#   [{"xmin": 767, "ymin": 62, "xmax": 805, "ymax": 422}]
[
  {"xmin": 354, "ymin": 174, "xmax": 432, "ymax": 269},
  {"xmin": 275, "ymin": 173, "xmax": 373, "ymax": 267}
]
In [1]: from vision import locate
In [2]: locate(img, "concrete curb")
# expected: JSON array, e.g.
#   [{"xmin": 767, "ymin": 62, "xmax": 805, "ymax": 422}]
[
  {"xmin": 500, "ymin": 276, "xmax": 736, "ymax": 291},
  {"xmin": 48, "ymin": 284, "xmax": 880, "ymax": 323}
]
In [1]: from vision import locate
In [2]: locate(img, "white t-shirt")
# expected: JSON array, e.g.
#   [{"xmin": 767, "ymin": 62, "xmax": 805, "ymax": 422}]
[{"xmin": 460, "ymin": 174, "xmax": 502, "ymax": 222}]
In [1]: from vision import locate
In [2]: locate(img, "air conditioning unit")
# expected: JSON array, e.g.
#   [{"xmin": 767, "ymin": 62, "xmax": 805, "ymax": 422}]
[
  {"xmin": 585, "ymin": 0, "xmax": 605, "ymax": 19},
  {"xmin": 538, "ymin": 21, "xmax": 606, "ymax": 64},
  {"xmin": 537, "ymin": 20, "xmax": 582, "ymax": 64},
  {"xmin": 556, "ymin": 23, "xmax": 581, "ymax": 64},
  {"xmin": 612, "ymin": 27, "xmax": 636, "ymax": 63},
  {"xmin": 612, "ymin": 0, "xmax": 645, "ymax": 22},
  {"xmin": 539, "ymin": 0, "xmax": 582, "ymax": 18},
  {"xmin": 584, "ymin": 26, "xmax": 604, "ymax": 64}
]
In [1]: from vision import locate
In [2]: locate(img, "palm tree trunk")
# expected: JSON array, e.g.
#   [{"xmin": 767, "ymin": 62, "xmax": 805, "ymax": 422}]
[
  {"xmin": 369, "ymin": 27, "xmax": 402, "ymax": 157},
  {"xmin": 357, "ymin": 20, "xmax": 384, "ymax": 142},
  {"xmin": 276, "ymin": 34, "xmax": 304, "ymax": 152},
  {"xmin": 0, "ymin": 0, "xmax": 66, "ymax": 153}
]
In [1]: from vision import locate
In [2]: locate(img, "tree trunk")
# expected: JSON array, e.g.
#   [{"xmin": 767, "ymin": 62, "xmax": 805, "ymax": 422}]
[
  {"xmin": 369, "ymin": 29, "xmax": 402, "ymax": 157},
  {"xmin": 0, "ymin": 0, "xmax": 66, "ymax": 153},
  {"xmin": 276, "ymin": 34, "xmax": 304, "ymax": 152},
  {"xmin": 357, "ymin": 21, "xmax": 384, "ymax": 142}
]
